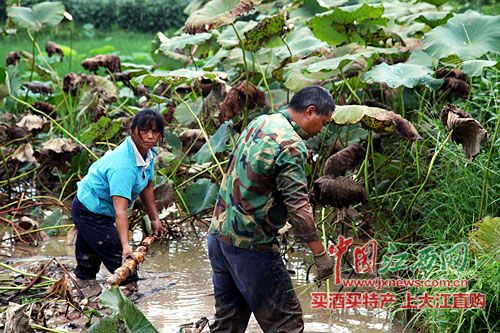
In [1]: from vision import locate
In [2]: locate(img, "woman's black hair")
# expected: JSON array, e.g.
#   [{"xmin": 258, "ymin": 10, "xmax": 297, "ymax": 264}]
[
  {"xmin": 130, "ymin": 109, "xmax": 165, "ymax": 140},
  {"xmin": 289, "ymin": 85, "xmax": 335, "ymax": 116}
]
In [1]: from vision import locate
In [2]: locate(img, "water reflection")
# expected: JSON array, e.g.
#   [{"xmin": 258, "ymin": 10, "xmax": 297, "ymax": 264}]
[{"xmin": 1, "ymin": 230, "xmax": 403, "ymax": 333}]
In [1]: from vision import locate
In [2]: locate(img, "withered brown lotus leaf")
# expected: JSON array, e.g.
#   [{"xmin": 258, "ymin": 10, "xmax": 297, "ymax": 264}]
[
  {"xmin": 220, "ymin": 81, "xmax": 265, "ymax": 122},
  {"xmin": 436, "ymin": 68, "xmax": 466, "ymax": 81},
  {"xmin": 62, "ymin": 72, "xmax": 96, "ymax": 95},
  {"xmin": 6, "ymin": 51, "xmax": 21, "ymax": 66},
  {"xmin": 45, "ymin": 41, "xmax": 64, "ymax": 62},
  {"xmin": 162, "ymin": 104, "xmax": 175, "ymax": 124},
  {"xmin": 179, "ymin": 129, "xmax": 205, "ymax": 153},
  {"xmin": 313, "ymin": 176, "xmax": 366, "ymax": 208},
  {"xmin": 16, "ymin": 114, "xmax": 48, "ymax": 131},
  {"xmin": 23, "ymin": 82, "xmax": 54, "ymax": 95},
  {"xmin": 81, "ymin": 54, "xmax": 121, "ymax": 74},
  {"xmin": 154, "ymin": 183, "xmax": 176, "ymax": 212},
  {"xmin": 12, "ymin": 143, "xmax": 37, "ymax": 163},
  {"xmin": 32, "ymin": 102, "xmax": 55, "ymax": 116},
  {"xmin": 323, "ymin": 142, "xmax": 366, "ymax": 177},
  {"xmin": 41, "ymin": 138, "xmax": 77, "ymax": 154},
  {"xmin": 441, "ymin": 77, "xmax": 470, "ymax": 97},
  {"xmin": 440, "ymin": 104, "xmax": 487, "ymax": 160}
]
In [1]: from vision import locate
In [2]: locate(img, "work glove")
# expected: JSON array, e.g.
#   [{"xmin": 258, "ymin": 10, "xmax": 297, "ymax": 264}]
[{"xmin": 313, "ymin": 251, "xmax": 334, "ymax": 282}]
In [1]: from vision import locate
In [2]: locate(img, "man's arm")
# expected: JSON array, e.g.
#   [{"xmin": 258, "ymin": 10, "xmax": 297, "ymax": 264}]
[
  {"xmin": 276, "ymin": 143, "xmax": 333, "ymax": 280},
  {"xmin": 139, "ymin": 181, "xmax": 164, "ymax": 237},
  {"xmin": 112, "ymin": 196, "xmax": 134, "ymax": 262}
]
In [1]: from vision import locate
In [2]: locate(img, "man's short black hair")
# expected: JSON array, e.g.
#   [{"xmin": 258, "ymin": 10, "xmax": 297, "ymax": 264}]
[
  {"xmin": 289, "ymin": 86, "xmax": 335, "ymax": 116},
  {"xmin": 130, "ymin": 108, "xmax": 165, "ymax": 140}
]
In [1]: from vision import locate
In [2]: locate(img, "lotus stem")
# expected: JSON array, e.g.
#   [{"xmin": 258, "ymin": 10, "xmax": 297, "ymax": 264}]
[
  {"xmin": 397, "ymin": 130, "xmax": 453, "ymax": 237},
  {"xmin": 0, "ymin": 263, "xmax": 56, "ymax": 282},
  {"xmin": 231, "ymin": 23, "xmax": 249, "ymax": 128},
  {"xmin": 10, "ymin": 96, "xmax": 98, "ymax": 160},
  {"xmin": 174, "ymin": 91, "xmax": 225, "ymax": 176},
  {"xmin": 478, "ymin": 95, "xmax": 499, "ymax": 218}
]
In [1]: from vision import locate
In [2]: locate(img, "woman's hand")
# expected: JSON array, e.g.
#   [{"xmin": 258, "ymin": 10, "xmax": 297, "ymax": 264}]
[
  {"xmin": 152, "ymin": 219, "xmax": 166, "ymax": 238},
  {"xmin": 122, "ymin": 244, "xmax": 134, "ymax": 262}
]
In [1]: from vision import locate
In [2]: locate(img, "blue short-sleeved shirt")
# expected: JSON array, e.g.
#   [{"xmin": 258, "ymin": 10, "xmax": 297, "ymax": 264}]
[{"xmin": 76, "ymin": 137, "xmax": 155, "ymax": 217}]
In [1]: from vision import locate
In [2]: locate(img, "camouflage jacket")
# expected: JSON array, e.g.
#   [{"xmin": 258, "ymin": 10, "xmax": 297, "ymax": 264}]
[{"xmin": 209, "ymin": 109, "xmax": 320, "ymax": 252}]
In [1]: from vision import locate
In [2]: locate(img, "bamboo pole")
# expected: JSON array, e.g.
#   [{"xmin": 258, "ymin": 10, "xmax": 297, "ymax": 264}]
[{"xmin": 107, "ymin": 236, "xmax": 156, "ymax": 286}]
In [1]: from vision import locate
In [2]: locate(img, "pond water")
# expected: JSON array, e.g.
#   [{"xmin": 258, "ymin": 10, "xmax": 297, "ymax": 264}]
[{"xmin": 1, "ymin": 230, "xmax": 405, "ymax": 333}]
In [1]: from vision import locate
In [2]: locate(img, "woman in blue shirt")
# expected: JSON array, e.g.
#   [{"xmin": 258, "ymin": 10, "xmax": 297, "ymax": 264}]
[{"xmin": 71, "ymin": 109, "xmax": 165, "ymax": 293}]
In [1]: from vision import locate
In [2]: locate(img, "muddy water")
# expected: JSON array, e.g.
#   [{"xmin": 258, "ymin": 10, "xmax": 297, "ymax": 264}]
[{"xmin": 1, "ymin": 231, "xmax": 404, "ymax": 333}]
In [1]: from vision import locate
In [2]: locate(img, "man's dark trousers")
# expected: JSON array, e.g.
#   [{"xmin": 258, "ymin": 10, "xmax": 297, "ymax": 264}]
[{"xmin": 208, "ymin": 234, "xmax": 304, "ymax": 333}]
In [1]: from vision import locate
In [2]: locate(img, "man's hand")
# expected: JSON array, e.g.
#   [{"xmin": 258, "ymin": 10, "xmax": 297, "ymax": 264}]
[
  {"xmin": 151, "ymin": 219, "xmax": 166, "ymax": 238},
  {"xmin": 313, "ymin": 251, "xmax": 334, "ymax": 282},
  {"xmin": 122, "ymin": 244, "xmax": 134, "ymax": 263}
]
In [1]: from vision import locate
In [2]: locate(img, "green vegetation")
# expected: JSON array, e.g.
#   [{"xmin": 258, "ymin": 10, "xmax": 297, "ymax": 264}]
[{"xmin": 0, "ymin": 0, "xmax": 498, "ymax": 332}]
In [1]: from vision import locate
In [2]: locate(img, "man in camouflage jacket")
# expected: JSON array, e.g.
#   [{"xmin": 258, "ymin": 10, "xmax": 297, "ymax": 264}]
[{"xmin": 208, "ymin": 86, "xmax": 335, "ymax": 332}]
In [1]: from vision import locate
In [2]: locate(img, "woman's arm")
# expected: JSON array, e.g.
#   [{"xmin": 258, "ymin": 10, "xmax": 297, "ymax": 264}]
[
  {"xmin": 113, "ymin": 196, "xmax": 134, "ymax": 261},
  {"xmin": 139, "ymin": 181, "xmax": 165, "ymax": 237}
]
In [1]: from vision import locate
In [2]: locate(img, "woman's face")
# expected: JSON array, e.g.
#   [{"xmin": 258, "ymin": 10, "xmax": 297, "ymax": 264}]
[{"xmin": 131, "ymin": 125, "xmax": 161, "ymax": 152}]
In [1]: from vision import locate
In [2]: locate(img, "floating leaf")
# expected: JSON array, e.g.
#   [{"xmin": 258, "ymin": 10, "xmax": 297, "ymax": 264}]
[
  {"xmin": 183, "ymin": 0, "xmax": 259, "ymax": 34},
  {"xmin": 440, "ymin": 104, "xmax": 487, "ymax": 160},
  {"xmin": 332, "ymin": 105, "xmax": 421, "ymax": 141},
  {"xmin": 194, "ymin": 121, "xmax": 233, "ymax": 164},
  {"xmin": 92, "ymin": 286, "xmax": 159, "ymax": 333},
  {"xmin": 7, "ymin": 1, "xmax": 65, "ymax": 32},
  {"xmin": 243, "ymin": 15, "xmax": 286, "ymax": 52},
  {"xmin": 363, "ymin": 62, "xmax": 443, "ymax": 89},
  {"xmin": 184, "ymin": 178, "xmax": 219, "ymax": 215},
  {"xmin": 423, "ymin": 10, "xmax": 500, "ymax": 60}
]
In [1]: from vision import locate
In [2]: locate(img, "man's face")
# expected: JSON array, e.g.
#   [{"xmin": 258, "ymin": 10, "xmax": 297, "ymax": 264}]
[{"xmin": 302, "ymin": 107, "xmax": 332, "ymax": 136}]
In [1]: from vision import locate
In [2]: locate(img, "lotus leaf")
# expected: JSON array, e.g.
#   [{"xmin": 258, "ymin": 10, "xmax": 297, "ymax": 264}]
[
  {"xmin": 424, "ymin": 10, "xmax": 500, "ymax": 60},
  {"xmin": 364, "ymin": 62, "xmax": 443, "ymax": 89}
]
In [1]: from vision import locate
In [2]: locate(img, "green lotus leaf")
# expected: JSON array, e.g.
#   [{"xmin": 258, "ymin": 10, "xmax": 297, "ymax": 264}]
[
  {"xmin": 332, "ymin": 105, "xmax": 421, "ymax": 141},
  {"xmin": 159, "ymin": 32, "xmax": 213, "ymax": 53},
  {"xmin": 202, "ymin": 48, "xmax": 230, "ymax": 70},
  {"xmin": 418, "ymin": 0, "xmax": 449, "ymax": 6},
  {"xmin": 134, "ymin": 69, "xmax": 225, "ymax": 87},
  {"xmin": 0, "ymin": 67, "xmax": 10, "ymax": 104},
  {"xmin": 308, "ymin": 4, "xmax": 384, "ymax": 46},
  {"xmin": 424, "ymin": 10, "xmax": 500, "ymax": 60},
  {"xmin": 407, "ymin": 49, "xmax": 438, "ymax": 68},
  {"xmin": 414, "ymin": 11, "xmax": 454, "ymax": 28},
  {"xmin": 92, "ymin": 286, "xmax": 159, "ymax": 333},
  {"xmin": 462, "ymin": 60, "xmax": 498, "ymax": 77},
  {"xmin": 184, "ymin": 178, "xmax": 220, "ymax": 215},
  {"xmin": 7, "ymin": 1, "xmax": 65, "ymax": 32},
  {"xmin": 183, "ymin": 0, "xmax": 260, "ymax": 34},
  {"xmin": 305, "ymin": 51, "xmax": 373, "ymax": 73},
  {"xmin": 217, "ymin": 21, "xmax": 258, "ymax": 48},
  {"xmin": 243, "ymin": 15, "xmax": 286, "ymax": 52},
  {"xmin": 194, "ymin": 121, "xmax": 233, "ymax": 164},
  {"xmin": 275, "ymin": 26, "xmax": 329, "ymax": 62},
  {"xmin": 363, "ymin": 62, "xmax": 443, "ymax": 89},
  {"xmin": 282, "ymin": 57, "xmax": 334, "ymax": 92}
]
